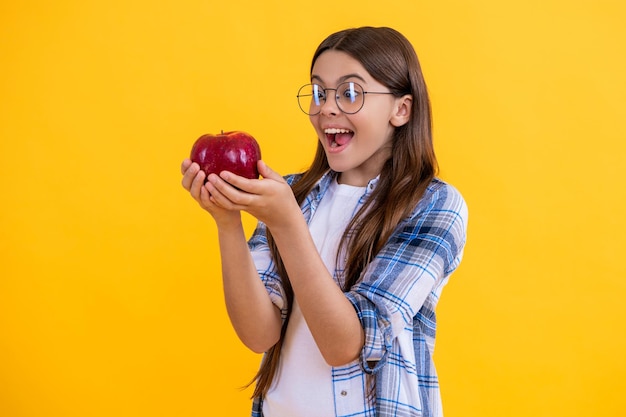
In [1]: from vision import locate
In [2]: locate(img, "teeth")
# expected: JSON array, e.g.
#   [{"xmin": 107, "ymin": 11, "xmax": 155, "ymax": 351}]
[{"xmin": 324, "ymin": 128, "xmax": 352, "ymax": 134}]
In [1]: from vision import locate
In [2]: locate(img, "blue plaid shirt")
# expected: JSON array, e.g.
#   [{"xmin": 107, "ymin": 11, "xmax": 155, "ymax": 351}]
[{"xmin": 249, "ymin": 170, "xmax": 468, "ymax": 417}]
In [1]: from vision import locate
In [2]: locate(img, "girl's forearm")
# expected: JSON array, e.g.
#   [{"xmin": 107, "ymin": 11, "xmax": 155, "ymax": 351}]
[
  {"xmin": 269, "ymin": 216, "xmax": 365, "ymax": 366},
  {"xmin": 218, "ymin": 222, "xmax": 282, "ymax": 353}
]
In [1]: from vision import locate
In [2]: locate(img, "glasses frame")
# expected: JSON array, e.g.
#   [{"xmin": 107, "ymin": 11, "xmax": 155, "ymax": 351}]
[{"xmin": 296, "ymin": 82, "xmax": 396, "ymax": 115}]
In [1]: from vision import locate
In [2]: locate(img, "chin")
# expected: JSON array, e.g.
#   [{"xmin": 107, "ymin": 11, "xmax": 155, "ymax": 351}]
[{"xmin": 327, "ymin": 161, "xmax": 356, "ymax": 178}]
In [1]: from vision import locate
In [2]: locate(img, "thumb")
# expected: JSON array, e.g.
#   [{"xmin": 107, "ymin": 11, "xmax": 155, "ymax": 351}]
[{"xmin": 258, "ymin": 160, "xmax": 282, "ymax": 181}]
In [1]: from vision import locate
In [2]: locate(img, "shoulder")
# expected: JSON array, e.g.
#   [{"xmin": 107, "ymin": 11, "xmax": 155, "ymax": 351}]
[
  {"xmin": 397, "ymin": 178, "xmax": 469, "ymax": 249},
  {"xmin": 410, "ymin": 178, "xmax": 468, "ymax": 221},
  {"xmin": 284, "ymin": 173, "xmax": 303, "ymax": 186},
  {"xmin": 283, "ymin": 170, "xmax": 336, "ymax": 197},
  {"xmin": 283, "ymin": 170, "xmax": 335, "ymax": 187},
  {"xmin": 393, "ymin": 178, "xmax": 468, "ymax": 273}
]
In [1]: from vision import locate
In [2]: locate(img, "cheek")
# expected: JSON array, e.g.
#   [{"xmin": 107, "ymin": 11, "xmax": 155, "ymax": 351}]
[{"xmin": 309, "ymin": 115, "xmax": 323, "ymax": 137}]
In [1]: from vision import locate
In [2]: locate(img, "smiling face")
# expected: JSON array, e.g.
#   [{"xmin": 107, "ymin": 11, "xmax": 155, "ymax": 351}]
[{"xmin": 309, "ymin": 50, "xmax": 412, "ymax": 186}]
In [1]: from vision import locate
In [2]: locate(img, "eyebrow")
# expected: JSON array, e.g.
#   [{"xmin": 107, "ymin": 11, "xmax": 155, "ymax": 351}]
[{"xmin": 310, "ymin": 73, "xmax": 367, "ymax": 84}]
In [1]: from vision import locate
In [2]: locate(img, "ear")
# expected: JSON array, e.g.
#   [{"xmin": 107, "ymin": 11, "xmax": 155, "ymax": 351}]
[{"xmin": 390, "ymin": 94, "xmax": 412, "ymax": 127}]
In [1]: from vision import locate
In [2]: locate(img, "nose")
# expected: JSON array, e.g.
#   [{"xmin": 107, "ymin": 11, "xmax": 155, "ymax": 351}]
[{"xmin": 319, "ymin": 90, "xmax": 339, "ymax": 116}]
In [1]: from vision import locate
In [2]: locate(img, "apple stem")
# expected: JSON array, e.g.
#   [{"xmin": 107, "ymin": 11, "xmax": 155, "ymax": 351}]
[{"xmin": 221, "ymin": 130, "xmax": 224, "ymax": 134}]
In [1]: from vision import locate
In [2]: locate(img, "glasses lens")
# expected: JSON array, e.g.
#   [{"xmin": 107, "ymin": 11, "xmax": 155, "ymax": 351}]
[
  {"xmin": 296, "ymin": 82, "xmax": 365, "ymax": 115},
  {"xmin": 297, "ymin": 84, "xmax": 325, "ymax": 115},
  {"xmin": 336, "ymin": 82, "xmax": 364, "ymax": 114}
]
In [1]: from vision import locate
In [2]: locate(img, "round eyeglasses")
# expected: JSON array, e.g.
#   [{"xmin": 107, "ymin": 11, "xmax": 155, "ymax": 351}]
[{"xmin": 297, "ymin": 82, "xmax": 395, "ymax": 115}]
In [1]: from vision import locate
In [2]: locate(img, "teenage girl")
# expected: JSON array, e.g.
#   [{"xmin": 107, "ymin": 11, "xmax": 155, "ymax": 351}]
[{"xmin": 181, "ymin": 26, "xmax": 468, "ymax": 417}]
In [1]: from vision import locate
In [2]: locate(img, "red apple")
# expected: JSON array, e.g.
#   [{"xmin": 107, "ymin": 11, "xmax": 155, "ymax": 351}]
[{"xmin": 190, "ymin": 131, "xmax": 261, "ymax": 180}]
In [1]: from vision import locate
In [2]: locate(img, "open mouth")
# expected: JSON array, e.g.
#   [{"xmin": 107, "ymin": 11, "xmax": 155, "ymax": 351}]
[{"xmin": 324, "ymin": 128, "xmax": 354, "ymax": 148}]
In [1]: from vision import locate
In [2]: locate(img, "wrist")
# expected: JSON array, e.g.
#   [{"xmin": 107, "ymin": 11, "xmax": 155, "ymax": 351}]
[
  {"xmin": 214, "ymin": 212, "xmax": 244, "ymax": 231},
  {"xmin": 265, "ymin": 205, "xmax": 306, "ymax": 239}
]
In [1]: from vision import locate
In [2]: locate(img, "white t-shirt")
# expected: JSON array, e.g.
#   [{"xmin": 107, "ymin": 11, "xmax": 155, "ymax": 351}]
[{"xmin": 262, "ymin": 179, "xmax": 366, "ymax": 417}]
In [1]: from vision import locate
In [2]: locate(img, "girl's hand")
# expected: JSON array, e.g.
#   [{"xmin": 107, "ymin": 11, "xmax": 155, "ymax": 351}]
[
  {"xmin": 180, "ymin": 158, "xmax": 241, "ymax": 227},
  {"xmin": 204, "ymin": 160, "xmax": 301, "ymax": 231}
]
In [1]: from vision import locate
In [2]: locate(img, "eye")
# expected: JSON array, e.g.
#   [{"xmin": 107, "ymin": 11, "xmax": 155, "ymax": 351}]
[
  {"xmin": 339, "ymin": 82, "xmax": 361, "ymax": 103},
  {"xmin": 312, "ymin": 84, "xmax": 327, "ymax": 102}
]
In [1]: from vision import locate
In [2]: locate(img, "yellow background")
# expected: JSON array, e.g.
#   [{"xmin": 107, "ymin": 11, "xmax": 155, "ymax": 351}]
[{"xmin": 1, "ymin": 1, "xmax": 625, "ymax": 416}]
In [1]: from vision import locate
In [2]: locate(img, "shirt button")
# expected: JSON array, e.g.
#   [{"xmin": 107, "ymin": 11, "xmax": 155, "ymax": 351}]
[{"xmin": 341, "ymin": 390, "xmax": 348, "ymax": 396}]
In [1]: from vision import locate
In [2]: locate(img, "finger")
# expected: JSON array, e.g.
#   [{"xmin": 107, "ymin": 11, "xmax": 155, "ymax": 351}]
[
  {"xmin": 189, "ymin": 169, "xmax": 207, "ymax": 199},
  {"xmin": 217, "ymin": 171, "xmax": 255, "ymax": 193},
  {"xmin": 207, "ymin": 173, "xmax": 251, "ymax": 208},
  {"xmin": 205, "ymin": 177, "xmax": 236, "ymax": 209},
  {"xmin": 180, "ymin": 158, "xmax": 192, "ymax": 175},
  {"xmin": 181, "ymin": 162, "xmax": 201, "ymax": 190},
  {"xmin": 199, "ymin": 184, "xmax": 214, "ymax": 208},
  {"xmin": 257, "ymin": 160, "xmax": 283, "ymax": 181}
]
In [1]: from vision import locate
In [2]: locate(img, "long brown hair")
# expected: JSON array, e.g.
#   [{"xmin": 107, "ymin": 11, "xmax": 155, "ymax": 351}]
[{"xmin": 249, "ymin": 26, "xmax": 438, "ymax": 399}]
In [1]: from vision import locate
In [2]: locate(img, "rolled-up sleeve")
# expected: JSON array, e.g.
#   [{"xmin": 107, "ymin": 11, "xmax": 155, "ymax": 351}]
[
  {"xmin": 345, "ymin": 182, "xmax": 468, "ymax": 372},
  {"xmin": 248, "ymin": 222, "xmax": 288, "ymax": 321}
]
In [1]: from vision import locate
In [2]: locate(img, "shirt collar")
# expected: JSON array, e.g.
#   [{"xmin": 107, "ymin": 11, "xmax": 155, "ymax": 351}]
[{"xmin": 314, "ymin": 170, "xmax": 380, "ymax": 195}]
